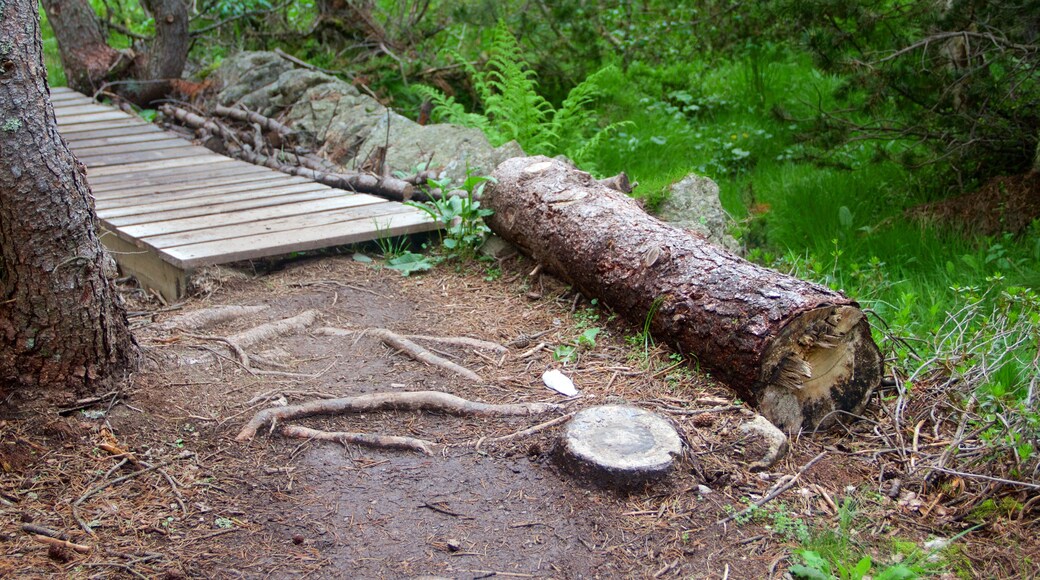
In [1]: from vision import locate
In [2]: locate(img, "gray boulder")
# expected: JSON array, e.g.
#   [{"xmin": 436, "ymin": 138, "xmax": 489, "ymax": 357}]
[
  {"xmin": 210, "ymin": 51, "xmax": 524, "ymax": 184},
  {"xmin": 657, "ymin": 173, "xmax": 740, "ymax": 253},
  {"xmin": 213, "ymin": 52, "xmax": 294, "ymax": 108},
  {"xmin": 354, "ymin": 114, "xmax": 524, "ymax": 183}
]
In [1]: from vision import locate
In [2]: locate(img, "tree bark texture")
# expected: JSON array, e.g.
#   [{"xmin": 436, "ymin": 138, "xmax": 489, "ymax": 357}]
[
  {"xmin": 0, "ymin": 0, "xmax": 138, "ymax": 394},
  {"xmin": 486, "ymin": 157, "xmax": 883, "ymax": 433},
  {"xmin": 41, "ymin": 0, "xmax": 190, "ymax": 105}
]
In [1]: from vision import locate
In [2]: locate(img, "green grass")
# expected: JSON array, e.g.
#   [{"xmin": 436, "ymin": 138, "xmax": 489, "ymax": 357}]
[{"xmin": 558, "ymin": 44, "xmax": 1040, "ymax": 426}]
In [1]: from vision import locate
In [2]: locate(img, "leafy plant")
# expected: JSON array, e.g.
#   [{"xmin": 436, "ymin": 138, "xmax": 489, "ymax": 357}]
[
  {"xmin": 385, "ymin": 252, "xmax": 436, "ymax": 276},
  {"xmin": 409, "ymin": 173, "xmax": 496, "ymax": 260}
]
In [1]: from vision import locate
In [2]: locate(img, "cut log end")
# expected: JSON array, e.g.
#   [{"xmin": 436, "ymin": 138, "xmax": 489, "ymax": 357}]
[
  {"xmin": 555, "ymin": 405, "xmax": 683, "ymax": 489},
  {"xmin": 759, "ymin": 305, "xmax": 882, "ymax": 433}
]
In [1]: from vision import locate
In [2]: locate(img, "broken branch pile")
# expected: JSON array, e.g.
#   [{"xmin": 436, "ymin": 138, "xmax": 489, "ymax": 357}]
[{"xmin": 158, "ymin": 104, "xmax": 416, "ymax": 201}]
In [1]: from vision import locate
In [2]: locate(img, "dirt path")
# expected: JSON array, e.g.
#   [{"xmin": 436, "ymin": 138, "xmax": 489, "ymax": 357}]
[{"xmin": 1, "ymin": 254, "xmax": 1035, "ymax": 578}]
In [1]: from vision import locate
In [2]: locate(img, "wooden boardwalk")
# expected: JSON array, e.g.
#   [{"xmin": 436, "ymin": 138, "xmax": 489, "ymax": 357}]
[{"xmin": 50, "ymin": 87, "xmax": 438, "ymax": 300}]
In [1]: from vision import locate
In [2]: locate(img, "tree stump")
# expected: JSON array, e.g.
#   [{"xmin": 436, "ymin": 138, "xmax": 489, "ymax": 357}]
[
  {"xmin": 555, "ymin": 405, "xmax": 682, "ymax": 489},
  {"xmin": 486, "ymin": 157, "xmax": 883, "ymax": 433}
]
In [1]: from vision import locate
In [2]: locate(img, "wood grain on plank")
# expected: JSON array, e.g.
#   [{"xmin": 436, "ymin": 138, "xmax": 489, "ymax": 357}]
[
  {"xmin": 123, "ymin": 194, "xmax": 387, "ymax": 239},
  {"xmin": 84, "ymin": 155, "xmax": 230, "ymax": 177},
  {"xmin": 98, "ymin": 181, "xmax": 333, "ymax": 217},
  {"xmin": 86, "ymin": 159, "xmax": 247, "ymax": 187},
  {"xmin": 144, "ymin": 200, "xmax": 418, "ymax": 248},
  {"xmin": 77, "ymin": 146, "xmax": 217, "ymax": 167},
  {"xmin": 101, "ymin": 187, "xmax": 340, "ymax": 225},
  {"xmin": 95, "ymin": 175, "xmax": 308, "ymax": 205},
  {"xmin": 162, "ymin": 210, "xmax": 436, "ymax": 268}
]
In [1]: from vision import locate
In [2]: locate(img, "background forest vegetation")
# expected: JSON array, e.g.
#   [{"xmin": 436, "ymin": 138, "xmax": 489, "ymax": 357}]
[{"xmin": 42, "ymin": 0, "xmax": 1040, "ymax": 493}]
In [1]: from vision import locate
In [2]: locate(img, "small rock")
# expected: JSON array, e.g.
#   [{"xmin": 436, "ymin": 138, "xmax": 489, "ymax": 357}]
[
  {"xmin": 696, "ymin": 484, "xmax": 713, "ymax": 495},
  {"xmin": 738, "ymin": 414, "xmax": 788, "ymax": 471},
  {"xmin": 446, "ymin": 538, "xmax": 462, "ymax": 552},
  {"xmin": 291, "ymin": 534, "xmax": 305, "ymax": 545},
  {"xmin": 657, "ymin": 173, "xmax": 741, "ymax": 253}
]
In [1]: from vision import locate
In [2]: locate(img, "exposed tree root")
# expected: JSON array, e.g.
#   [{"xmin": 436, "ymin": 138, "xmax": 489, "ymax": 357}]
[
  {"xmin": 280, "ymin": 424, "xmax": 436, "ymax": 455},
  {"xmin": 231, "ymin": 310, "xmax": 319, "ymax": 349},
  {"xmin": 403, "ymin": 334, "xmax": 507, "ymax": 354},
  {"xmin": 467, "ymin": 412, "xmax": 576, "ymax": 453},
  {"xmin": 159, "ymin": 305, "xmax": 269, "ymax": 332},
  {"xmin": 316, "ymin": 327, "xmax": 483, "ymax": 382},
  {"xmin": 235, "ymin": 391, "xmax": 561, "ymax": 442},
  {"xmin": 185, "ymin": 333, "xmax": 327, "ymax": 379}
]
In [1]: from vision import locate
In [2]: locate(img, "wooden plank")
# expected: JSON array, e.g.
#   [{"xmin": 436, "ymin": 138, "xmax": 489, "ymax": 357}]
[
  {"xmin": 72, "ymin": 136, "xmax": 187, "ymax": 155},
  {"xmin": 49, "ymin": 91, "xmax": 92, "ymax": 101},
  {"xmin": 93, "ymin": 170, "xmax": 298, "ymax": 199},
  {"xmin": 56, "ymin": 111, "xmax": 136, "ymax": 125},
  {"xmin": 89, "ymin": 163, "xmax": 276, "ymax": 191},
  {"xmin": 85, "ymin": 155, "xmax": 230, "ymax": 177},
  {"xmin": 53, "ymin": 103, "xmax": 116, "ymax": 117},
  {"xmin": 50, "ymin": 96, "xmax": 96, "ymax": 107},
  {"xmin": 144, "ymin": 199, "xmax": 419, "ymax": 248},
  {"xmin": 94, "ymin": 174, "xmax": 307, "ymax": 206},
  {"xmin": 85, "ymin": 158, "xmax": 243, "ymax": 186},
  {"xmin": 49, "ymin": 87, "xmax": 78, "ymax": 95},
  {"xmin": 77, "ymin": 146, "xmax": 216, "ymax": 168},
  {"xmin": 103, "ymin": 189, "xmax": 343, "ymax": 229},
  {"xmin": 98, "ymin": 180, "xmax": 328, "ymax": 217},
  {"xmin": 65, "ymin": 131, "xmax": 182, "ymax": 149},
  {"xmin": 101, "ymin": 186, "xmax": 339, "ymax": 225},
  {"xmin": 124, "ymin": 194, "xmax": 387, "ymax": 239},
  {"xmin": 100, "ymin": 229, "xmax": 191, "ymax": 302},
  {"xmin": 62, "ymin": 124, "xmax": 164, "ymax": 140},
  {"xmin": 58, "ymin": 118, "xmax": 146, "ymax": 134},
  {"xmin": 163, "ymin": 210, "xmax": 437, "ymax": 268}
]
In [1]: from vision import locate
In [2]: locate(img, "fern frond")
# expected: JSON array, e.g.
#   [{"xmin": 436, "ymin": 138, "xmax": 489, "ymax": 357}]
[
  {"xmin": 412, "ymin": 84, "xmax": 490, "ymax": 131},
  {"xmin": 568, "ymin": 120, "xmax": 634, "ymax": 165}
]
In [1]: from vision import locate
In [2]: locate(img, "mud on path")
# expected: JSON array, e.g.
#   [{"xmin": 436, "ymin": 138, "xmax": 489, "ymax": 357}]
[{"xmin": 0, "ymin": 254, "xmax": 1035, "ymax": 578}]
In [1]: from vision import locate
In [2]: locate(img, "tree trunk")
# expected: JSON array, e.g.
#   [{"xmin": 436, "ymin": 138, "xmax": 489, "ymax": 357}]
[
  {"xmin": 0, "ymin": 0, "xmax": 138, "ymax": 395},
  {"xmin": 40, "ymin": 0, "xmax": 189, "ymax": 105},
  {"xmin": 39, "ymin": 0, "xmax": 123, "ymax": 95},
  {"xmin": 486, "ymin": 157, "xmax": 883, "ymax": 433}
]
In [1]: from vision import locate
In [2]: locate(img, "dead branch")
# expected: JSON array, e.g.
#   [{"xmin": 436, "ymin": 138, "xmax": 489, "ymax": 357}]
[
  {"xmin": 233, "ymin": 150, "xmax": 415, "ymax": 201},
  {"xmin": 72, "ymin": 452, "xmax": 193, "ymax": 534},
  {"xmin": 235, "ymin": 391, "xmax": 561, "ymax": 441},
  {"xmin": 213, "ymin": 104, "xmax": 295, "ymax": 142},
  {"xmin": 159, "ymin": 104, "xmax": 240, "ymax": 144},
  {"xmin": 716, "ymin": 452, "xmax": 827, "ymax": 525},
  {"xmin": 32, "ymin": 534, "xmax": 92, "ymax": 554},
  {"xmin": 280, "ymin": 424, "xmax": 435, "ymax": 455},
  {"xmin": 21, "ymin": 523, "xmax": 73, "ymax": 541},
  {"xmin": 317, "ymin": 327, "xmax": 483, "ymax": 382},
  {"xmin": 159, "ymin": 305, "xmax": 269, "ymax": 332},
  {"xmin": 160, "ymin": 104, "xmax": 415, "ymax": 201},
  {"xmin": 468, "ymin": 412, "xmax": 576, "ymax": 451}
]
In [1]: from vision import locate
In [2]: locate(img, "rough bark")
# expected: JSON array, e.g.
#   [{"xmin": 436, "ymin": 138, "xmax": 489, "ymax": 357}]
[
  {"xmin": 129, "ymin": 0, "xmax": 190, "ymax": 104},
  {"xmin": 40, "ymin": 0, "xmax": 189, "ymax": 105},
  {"xmin": 486, "ymin": 157, "xmax": 883, "ymax": 433},
  {"xmin": 0, "ymin": 0, "xmax": 138, "ymax": 395}
]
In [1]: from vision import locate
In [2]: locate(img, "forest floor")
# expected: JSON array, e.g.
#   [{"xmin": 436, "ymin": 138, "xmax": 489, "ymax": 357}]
[{"xmin": 1, "ymin": 251, "xmax": 1037, "ymax": 579}]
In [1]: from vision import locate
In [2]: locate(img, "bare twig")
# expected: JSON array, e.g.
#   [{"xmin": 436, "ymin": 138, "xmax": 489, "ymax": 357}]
[{"xmin": 716, "ymin": 452, "xmax": 827, "ymax": 525}]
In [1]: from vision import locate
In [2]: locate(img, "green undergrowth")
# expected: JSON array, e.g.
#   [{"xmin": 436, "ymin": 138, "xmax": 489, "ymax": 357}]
[{"xmin": 413, "ymin": 22, "xmax": 1040, "ymax": 454}]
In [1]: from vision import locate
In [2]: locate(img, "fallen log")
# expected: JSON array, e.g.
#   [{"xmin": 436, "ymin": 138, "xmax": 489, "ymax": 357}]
[{"xmin": 485, "ymin": 157, "xmax": 883, "ymax": 433}]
